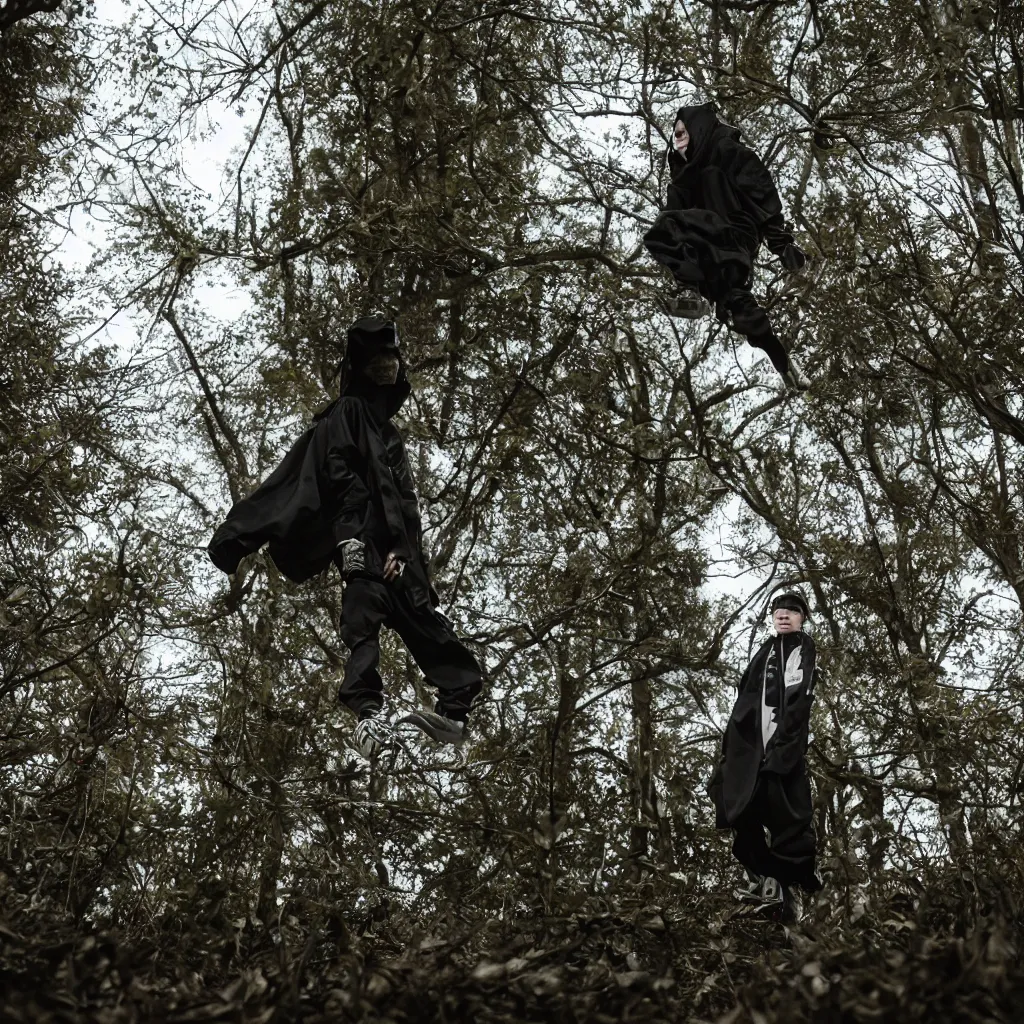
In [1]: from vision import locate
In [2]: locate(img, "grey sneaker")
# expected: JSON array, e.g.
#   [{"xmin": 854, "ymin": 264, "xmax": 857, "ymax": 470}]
[
  {"xmin": 352, "ymin": 705, "xmax": 394, "ymax": 759},
  {"xmin": 397, "ymin": 710, "xmax": 466, "ymax": 745},
  {"xmin": 760, "ymin": 876, "xmax": 782, "ymax": 903},
  {"xmin": 663, "ymin": 287, "xmax": 709, "ymax": 319},
  {"xmin": 733, "ymin": 871, "xmax": 765, "ymax": 903}
]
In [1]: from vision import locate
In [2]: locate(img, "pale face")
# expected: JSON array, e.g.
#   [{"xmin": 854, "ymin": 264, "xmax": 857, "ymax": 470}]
[
  {"xmin": 772, "ymin": 607, "xmax": 805, "ymax": 634},
  {"xmin": 673, "ymin": 119, "xmax": 690, "ymax": 154},
  {"xmin": 364, "ymin": 351, "xmax": 400, "ymax": 386}
]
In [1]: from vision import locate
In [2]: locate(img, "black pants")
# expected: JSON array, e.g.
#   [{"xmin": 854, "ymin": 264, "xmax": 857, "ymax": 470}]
[
  {"xmin": 646, "ymin": 211, "xmax": 790, "ymax": 375},
  {"xmin": 338, "ymin": 575, "xmax": 483, "ymax": 721},
  {"xmin": 731, "ymin": 770, "xmax": 819, "ymax": 890},
  {"xmin": 713, "ymin": 265, "xmax": 790, "ymax": 376}
]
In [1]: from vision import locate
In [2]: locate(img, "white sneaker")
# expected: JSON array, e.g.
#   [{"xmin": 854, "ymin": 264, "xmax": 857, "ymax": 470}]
[
  {"xmin": 760, "ymin": 876, "xmax": 782, "ymax": 904},
  {"xmin": 733, "ymin": 871, "xmax": 764, "ymax": 903},
  {"xmin": 663, "ymin": 287, "xmax": 709, "ymax": 319},
  {"xmin": 734, "ymin": 872, "xmax": 783, "ymax": 906},
  {"xmin": 352, "ymin": 706, "xmax": 394, "ymax": 758}
]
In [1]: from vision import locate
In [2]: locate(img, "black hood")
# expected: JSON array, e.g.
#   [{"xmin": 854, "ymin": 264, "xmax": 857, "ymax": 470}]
[
  {"xmin": 667, "ymin": 102, "xmax": 741, "ymax": 174},
  {"xmin": 332, "ymin": 315, "xmax": 411, "ymax": 420}
]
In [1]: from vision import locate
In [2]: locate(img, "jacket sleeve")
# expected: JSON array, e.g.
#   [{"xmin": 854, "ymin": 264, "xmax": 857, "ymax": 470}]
[
  {"xmin": 707, "ymin": 666, "xmax": 746, "ymax": 827},
  {"xmin": 666, "ymin": 177, "xmax": 690, "ymax": 211},
  {"xmin": 323, "ymin": 400, "xmax": 373, "ymax": 546},
  {"xmin": 208, "ymin": 524, "xmax": 255, "ymax": 575},
  {"xmin": 207, "ymin": 425, "xmax": 318, "ymax": 575},
  {"xmin": 761, "ymin": 214, "xmax": 798, "ymax": 258},
  {"xmin": 719, "ymin": 138, "xmax": 796, "ymax": 255},
  {"xmin": 390, "ymin": 434, "xmax": 424, "ymax": 547}
]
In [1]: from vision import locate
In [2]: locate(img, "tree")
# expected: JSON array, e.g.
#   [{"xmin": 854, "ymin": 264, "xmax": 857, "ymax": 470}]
[{"xmin": 0, "ymin": 0, "xmax": 63, "ymax": 36}]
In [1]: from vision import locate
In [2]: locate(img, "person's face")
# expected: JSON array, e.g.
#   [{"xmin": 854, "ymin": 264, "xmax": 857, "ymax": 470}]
[
  {"xmin": 673, "ymin": 119, "xmax": 690, "ymax": 153},
  {"xmin": 772, "ymin": 607, "xmax": 805, "ymax": 634},
  {"xmin": 363, "ymin": 351, "xmax": 400, "ymax": 386}
]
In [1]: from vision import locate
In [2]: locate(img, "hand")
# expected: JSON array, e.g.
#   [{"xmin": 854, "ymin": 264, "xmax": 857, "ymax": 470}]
[
  {"xmin": 781, "ymin": 244, "xmax": 806, "ymax": 272},
  {"xmin": 383, "ymin": 551, "xmax": 406, "ymax": 581}
]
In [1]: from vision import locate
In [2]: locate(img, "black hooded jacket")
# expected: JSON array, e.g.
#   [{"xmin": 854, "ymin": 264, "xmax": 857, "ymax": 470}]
[
  {"xmin": 207, "ymin": 318, "xmax": 434, "ymax": 594},
  {"xmin": 663, "ymin": 102, "xmax": 796, "ymax": 256},
  {"xmin": 708, "ymin": 630, "xmax": 817, "ymax": 826},
  {"xmin": 643, "ymin": 103, "xmax": 799, "ymax": 297}
]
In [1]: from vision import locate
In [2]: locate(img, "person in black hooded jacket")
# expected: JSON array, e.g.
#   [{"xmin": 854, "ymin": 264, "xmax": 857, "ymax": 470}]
[
  {"xmin": 644, "ymin": 103, "xmax": 810, "ymax": 391},
  {"xmin": 208, "ymin": 316, "xmax": 484, "ymax": 759},
  {"xmin": 707, "ymin": 592, "xmax": 823, "ymax": 921}
]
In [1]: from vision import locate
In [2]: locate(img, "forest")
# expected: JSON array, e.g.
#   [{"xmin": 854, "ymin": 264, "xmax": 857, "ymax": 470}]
[{"xmin": 2, "ymin": 0, "xmax": 1023, "ymax": 1020}]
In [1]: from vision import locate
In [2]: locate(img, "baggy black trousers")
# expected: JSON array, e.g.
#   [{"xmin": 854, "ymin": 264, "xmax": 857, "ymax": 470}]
[
  {"xmin": 731, "ymin": 768, "xmax": 820, "ymax": 891},
  {"xmin": 645, "ymin": 210, "xmax": 790, "ymax": 374},
  {"xmin": 699, "ymin": 261, "xmax": 790, "ymax": 376},
  {"xmin": 337, "ymin": 574, "xmax": 483, "ymax": 722}
]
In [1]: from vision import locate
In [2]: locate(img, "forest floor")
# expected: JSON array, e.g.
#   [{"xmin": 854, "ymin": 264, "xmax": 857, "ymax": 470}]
[{"xmin": 3, "ymin": 880, "xmax": 1023, "ymax": 1023}]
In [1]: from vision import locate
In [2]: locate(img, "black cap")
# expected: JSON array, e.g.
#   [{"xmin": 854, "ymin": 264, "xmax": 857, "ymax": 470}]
[
  {"xmin": 770, "ymin": 591, "xmax": 810, "ymax": 618},
  {"xmin": 346, "ymin": 316, "xmax": 399, "ymax": 364}
]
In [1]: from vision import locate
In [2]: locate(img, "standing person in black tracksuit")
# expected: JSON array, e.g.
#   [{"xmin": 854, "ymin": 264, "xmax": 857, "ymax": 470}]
[
  {"xmin": 644, "ymin": 103, "xmax": 811, "ymax": 391},
  {"xmin": 708, "ymin": 592, "xmax": 823, "ymax": 921},
  {"xmin": 208, "ymin": 317, "xmax": 484, "ymax": 760}
]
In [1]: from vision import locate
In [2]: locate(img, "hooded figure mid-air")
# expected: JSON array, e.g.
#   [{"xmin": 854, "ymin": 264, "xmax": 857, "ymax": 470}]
[
  {"xmin": 707, "ymin": 592, "xmax": 824, "ymax": 922},
  {"xmin": 644, "ymin": 103, "xmax": 810, "ymax": 391},
  {"xmin": 208, "ymin": 316, "xmax": 484, "ymax": 760}
]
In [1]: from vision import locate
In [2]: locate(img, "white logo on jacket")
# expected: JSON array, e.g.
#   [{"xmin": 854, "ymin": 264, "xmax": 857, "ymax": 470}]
[{"xmin": 762, "ymin": 645, "xmax": 803, "ymax": 749}]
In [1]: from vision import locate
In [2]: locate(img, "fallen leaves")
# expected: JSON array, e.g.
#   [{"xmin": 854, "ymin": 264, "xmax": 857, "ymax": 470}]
[{"xmin": 2, "ymin": 881, "xmax": 1024, "ymax": 1023}]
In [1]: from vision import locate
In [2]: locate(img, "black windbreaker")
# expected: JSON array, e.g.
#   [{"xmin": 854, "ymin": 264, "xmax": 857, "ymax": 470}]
[
  {"xmin": 644, "ymin": 103, "xmax": 797, "ymax": 285},
  {"xmin": 207, "ymin": 348, "xmax": 433, "ymax": 593},
  {"xmin": 708, "ymin": 631, "xmax": 817, "ymax": 826},
  {"xmin": 667, "ymin": 103, "xmax": 795, "ymax": 249}
]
